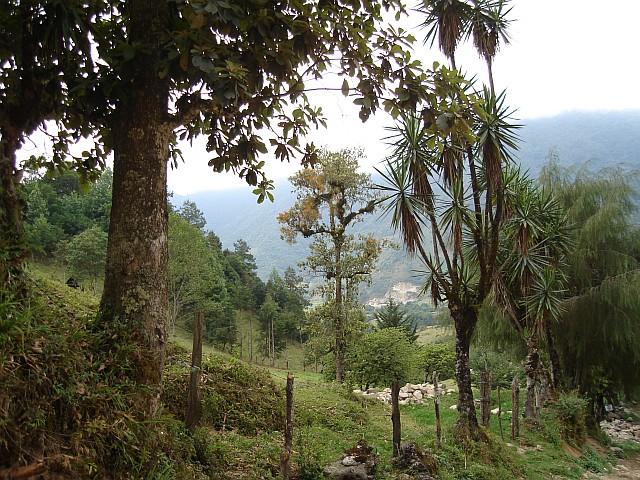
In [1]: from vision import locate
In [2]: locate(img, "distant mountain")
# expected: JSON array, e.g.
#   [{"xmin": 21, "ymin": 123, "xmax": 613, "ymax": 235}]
[{"xmin": 173, "ymin": 110, "xmax": 640, "ymax": 302}]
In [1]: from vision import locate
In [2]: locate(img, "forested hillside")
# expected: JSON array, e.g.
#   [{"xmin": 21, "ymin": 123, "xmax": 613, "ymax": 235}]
[{"xmin": 175, "ymin": 110, "xmax": 640, "ymax": 300}]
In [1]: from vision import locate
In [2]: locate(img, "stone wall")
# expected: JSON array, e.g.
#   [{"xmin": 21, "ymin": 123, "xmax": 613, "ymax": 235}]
[{"xmin": 353, "ymin": 382, "xmax": 454, "ymax": 405}]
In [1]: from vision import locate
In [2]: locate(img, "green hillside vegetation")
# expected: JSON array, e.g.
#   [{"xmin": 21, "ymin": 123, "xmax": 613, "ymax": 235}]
[{"xmin": 2, "ymin": 270, "xmax": 639, "ymax": 479}]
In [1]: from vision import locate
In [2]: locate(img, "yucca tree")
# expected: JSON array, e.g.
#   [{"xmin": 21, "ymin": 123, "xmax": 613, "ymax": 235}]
[
  {"xmin": 378, "ymin": 0, "xmax": 516, "ymax": 438},
  {"xmin": 540, "ymin": 159, "xmax": 640, "ymax": 405},
  {"xmin": 377, "ymin": 82, "xmax": 519, "ymax": 437},
  {"xmin": 490, "ymin": 168, "xmax": 572, "ymax": 418}
]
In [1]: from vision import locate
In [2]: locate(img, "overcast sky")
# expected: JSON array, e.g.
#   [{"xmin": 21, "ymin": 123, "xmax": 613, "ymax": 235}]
[{"xmin": 167, "ymin": 0, "xmax": 640, "ymax": 195}]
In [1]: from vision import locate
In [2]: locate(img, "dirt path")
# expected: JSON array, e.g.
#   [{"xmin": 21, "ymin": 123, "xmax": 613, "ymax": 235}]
[{"xmin": 583, "ymin": 454, "xmax": 640, "ymax": 479}]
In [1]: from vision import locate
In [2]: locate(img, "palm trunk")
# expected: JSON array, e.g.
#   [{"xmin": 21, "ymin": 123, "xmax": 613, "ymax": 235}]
[
  {"xmin": 523, "ymin": 340, "xmax": 540, "ymax": 420},
  {"xmin": 98, "ymin": 0, "xmax": 171, "ymax": 419},
  {"xmin": 545, "ymin": 321, "xmax": 563, "ymax": 390},
  {"xmin": 453, "ymin": 305, "xmax": 482, "ymax": 438}
]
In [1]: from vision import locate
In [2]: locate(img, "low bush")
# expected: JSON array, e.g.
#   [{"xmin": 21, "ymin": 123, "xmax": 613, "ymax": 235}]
[{"xmin": 553, "ymin": 391, "xmax": 588, "ymax": 446}]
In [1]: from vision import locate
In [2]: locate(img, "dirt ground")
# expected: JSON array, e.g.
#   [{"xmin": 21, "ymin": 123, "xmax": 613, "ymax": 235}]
[{"xmin": 590, "ymin": 454, "xmax": 640, "ymax": 479}]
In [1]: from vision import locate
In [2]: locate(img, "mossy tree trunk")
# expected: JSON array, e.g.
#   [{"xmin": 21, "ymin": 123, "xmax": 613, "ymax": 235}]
[
  {"xmin": 98, "ymin": 0, "xmax": 171, "ymax": 419},
  {"xmin": 0, "ymin": 132, "xmax": 25, "ymax": 295}
]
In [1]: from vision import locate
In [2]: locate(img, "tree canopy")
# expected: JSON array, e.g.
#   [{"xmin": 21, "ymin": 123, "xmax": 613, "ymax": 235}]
[{"xmin": 540, "ymin": 160, "xmax": 640, "ymax": 401}]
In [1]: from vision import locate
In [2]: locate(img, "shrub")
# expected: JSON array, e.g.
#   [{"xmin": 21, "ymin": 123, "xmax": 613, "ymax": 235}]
[
  {"xmin": 417, "ymin": 342, "xmax": 456, "ymax": 381},
  {"xmin": 162, "ymin": 350, "xmax": 284, "ymax": 435},
  {"xmin": 553, "ymin": 391, "xmax": 588, "ymax": 445},
  {"xmin": 347, "ymin": 327, "xmax": 414, "ymax": 389}
]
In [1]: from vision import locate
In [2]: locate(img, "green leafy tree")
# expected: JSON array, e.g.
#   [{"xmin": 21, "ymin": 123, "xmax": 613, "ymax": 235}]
[
  {"xmin": 540, "ymin": 159, "xmax": 640, "ymax": 402},
  {"xmin": 0, "ymin": 1, "xmax": 99, "ymax": 294},
  {"xmin": 374, "ymin": 297, "xmax": 418, "ymax": 343},
  {"xmin": 24, "ymin": 214, "xmax": 66, "ymax": 259},
  {"xmin": 279, "ymin": 148, "xmax": 384, "ymax": 383},
  {"xmin": 64, "ymin": 226, "xmax": 108, "ymax": 291},
  {"xmin": 418, "ymin": 342, "xmax": 456, "ymax": 382},
  {"xmin": 259, "ymin": 293, "xmax": 281, "ymax": 365},
  {"xmin": 204, "ymin": 299, "xmax": 237, "ymax": 353},
  {"xmin": 15, "ymin": 0, "xmax": 435, "ymax": 417},
  {"xmin": 493, "ymin": 169, "xmax": 571, "ymax": 418},
  {"xmin": 178, "ymin": 200, "xmax": 206, "ymax": 230},
  {"xmin": 348, "ymin": 327, "xmax": 414, "ymax": 389},
  {"xmin": 378, "ymin": 0, "xmax": 516, "ymax": 436},
  {"xmin": 168, "ymin": 212, "xmax": 227, "ymax": 335}
]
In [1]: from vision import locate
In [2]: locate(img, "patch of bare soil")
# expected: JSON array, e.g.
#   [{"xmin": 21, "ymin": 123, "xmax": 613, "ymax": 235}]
[{"xmin": 585, "ymin": 454, "xmax": 640, "ymax": 479}]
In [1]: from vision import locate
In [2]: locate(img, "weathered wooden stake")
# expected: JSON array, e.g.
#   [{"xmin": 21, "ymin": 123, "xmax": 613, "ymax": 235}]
[
  {"xmin": 497, "ymin": 385, "xmax": 504, "ymax": 441},
  {"xmin": 511, "ymin": 376, "xmax": 520, "ymax": 440},
  {"xmin": 433, "ymin": 371, "xmax": 442, "ymax": 448},
  {"xmin": 185, "ymin": 311, "xmax": 203, "ymax": 433},
  {"xmin": 281, "ymin": 373, "xmax": 294, "ymax": 480},
  {"xmin": 480, "ymin": 370, "xmax": 491, "ymax": 427},
  {"xmin": 391, "ymin": 379, "xmax": 401, "ymax": 457},
  {"xmin": 249, "ymin": 314, "xmax": 253, "ymax": 363}
]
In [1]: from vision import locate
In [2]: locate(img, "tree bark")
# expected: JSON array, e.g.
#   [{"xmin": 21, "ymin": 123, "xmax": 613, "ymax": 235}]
[
  {"xmin": 0, "ymin": 133, "xmax": 25, "ymax": 295},
  {"xmin": 433, "ymin": 371, "xmax": 442, "ymax": 448},
  {"xmin": 98, "ymin": 0, "xmax": 171, "ymax": 419},
  {"xmin": 453, "ymin": 306, "xmax": 482, "ymax": 438},
  {"xmin": 523, "ymin": 341, "xmax": 539, "ymax": 420},
  {"xmin": 479, "ymin": 370, "xmax": 491, "ymax": 427},
  {"xmin": 545, "ymin": 321, "xmax": 563, "ymax": 390}
]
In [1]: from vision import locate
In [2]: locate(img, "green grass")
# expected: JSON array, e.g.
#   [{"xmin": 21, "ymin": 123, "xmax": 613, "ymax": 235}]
[{"xmin": 417, "ymin": 324, "xmax": 453, "ymax": 345}]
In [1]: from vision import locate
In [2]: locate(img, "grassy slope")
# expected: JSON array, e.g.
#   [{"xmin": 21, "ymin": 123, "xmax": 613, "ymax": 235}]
[{"xmin": 3, "ymin": 269, "xmax": 637, "ymax": 479}]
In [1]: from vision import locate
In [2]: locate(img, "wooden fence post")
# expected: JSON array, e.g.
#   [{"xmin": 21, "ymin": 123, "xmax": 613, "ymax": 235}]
[
  {"xmin": 391, "ymin": 379, "xmax": 401, "ymax": 457},
  {"xmin": 185, "ymin": 311, "xmax": 203, "ymax": 433},
  {"xmin": 497, "ymin": 385, "xmax": 504, "ymax": 441},
  {"xmin": 433, "ymin": 371, "xmax": 442, "ymax": 448},
  {"xmin": 281, "ymin": 373, "xmax": 294, "ymax": 480},
  {"xmin": 480, "ymin": 370, "xmax": 491, "ymax": 427},
  {"xmin": 511, "ymin": 376, "xmax": 520, "ymax": 440}
]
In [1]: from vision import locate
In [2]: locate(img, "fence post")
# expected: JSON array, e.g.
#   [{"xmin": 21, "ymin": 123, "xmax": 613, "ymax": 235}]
[
  {"xmin": 497, "ymin": 385, "xmax": 504, "ymax": 441},
  {"xmin": 433, "ymin": 371, "xmax": 442, "ymax": 448},
  {"xmin": 511, "ymin": 376, "xmax": 520, "ymax": 440},
  {"xmin": 281, "ymin": 373, "xmax": 294, "ymax": 480},
  {"xmin": 391, "ymin": 379, "xmax": 401, "ymax": 457},
  {"xmin": 185, "ymin": 311, "xmax": 203, "ymax": 433},
  {"xmin": 480, "ymin": 370, "xmax": 491, "ymax": 427}
]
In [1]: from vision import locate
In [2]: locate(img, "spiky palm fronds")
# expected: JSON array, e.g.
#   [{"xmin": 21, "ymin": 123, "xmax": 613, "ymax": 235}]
[
  {"xmin": 475, "ymin": 87, "xmax": 521, "ymax": 188},
  {"xmin": 418, "ymin": 0, "xmax": 473, "ymax": 65},
  {"xmin": 469, "ymin": 0, "xmax": 513, "ymax": 63}
]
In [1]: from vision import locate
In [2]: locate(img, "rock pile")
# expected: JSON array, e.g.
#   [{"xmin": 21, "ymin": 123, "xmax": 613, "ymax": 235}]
[
  {"xmin": 601, "ymin": 411, "xmax": 640, "ymax": 444},
  {"xmin": 353, "ymin": 383, "xmax": 453, "ymax": 405}
]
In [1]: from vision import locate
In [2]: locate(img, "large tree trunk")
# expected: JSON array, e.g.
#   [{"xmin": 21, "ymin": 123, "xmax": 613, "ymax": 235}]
[
  {"xmin": 0, "ymin": 133, "xmax": 25, "ymax": 295},
  {"xmin": 453, "ymin": 305, "xmax": 482, "ymax": 438},
  {"xmin": 98, "ymin": 0, "xmax": 171, "ymax": 419}
]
